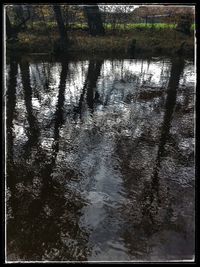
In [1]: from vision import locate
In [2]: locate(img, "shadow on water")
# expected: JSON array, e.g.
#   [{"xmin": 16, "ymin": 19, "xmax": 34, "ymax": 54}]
[{"xmin": 6, "ymin": 54, "xmax": 195, "ymax": 261}]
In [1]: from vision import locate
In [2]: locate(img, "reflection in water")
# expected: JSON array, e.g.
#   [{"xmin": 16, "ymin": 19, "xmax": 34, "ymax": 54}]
[
  {"xmin": 52, "ymin": 60, "xmax": 68, "ymax": 157},
  {"xmin": 74, "ymin": 60, "xmax": 103, "ymax": 120},
  {"xmin": 86, "ymin": 60, "xmax": 103, "ymax": 113},
  {"xmin": 6, "ymin": 56, "xmax": 195, "ymax": 261},
  {"xmin": 7, "ymin": 58, "xmax": 17, "ymax": 172},
  {"xmin": 142, "ymin": 57, "xmax": 185, "ymax": 220},
  {"xmin": 7, "ymin": 59, "xmax": 89, "ymax": 261},
  {"xmin": 20, "ymin": 60, "xmax": 40, "ymax": 157}
]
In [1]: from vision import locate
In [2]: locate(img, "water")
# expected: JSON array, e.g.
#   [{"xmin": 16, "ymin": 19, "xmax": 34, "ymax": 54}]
[{"xmin": 5, "ymin": 55, "xmax": 195, "ymax": 262}]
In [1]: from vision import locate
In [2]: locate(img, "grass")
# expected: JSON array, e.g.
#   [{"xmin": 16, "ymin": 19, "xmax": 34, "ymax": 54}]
[
  {"xmin": 104, "ymin": 23, "xmax": 178, "ymax": 30},
  {"xmin": 7, "ymin": 24, "xmax": 195, "ymax": 57},
  {"xmin": 26, "ymin": 21, "xmax": 195, "ymax": 32}
]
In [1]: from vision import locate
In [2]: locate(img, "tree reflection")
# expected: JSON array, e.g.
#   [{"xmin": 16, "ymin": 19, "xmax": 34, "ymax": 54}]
[
  {"xmin": 73, "ymin": 60, "xmax": 103, "ymax": 120},
  {"xmin": 20, "ymin": 59, "xmax": 40, "ymax": 157},
  {"xmin": 117, "ymin": 57, "xmax": 187, "ymax": 259},
  {"xmin": 6, "ymin": 55, "xmax": 194, "ymax": 261},
  {"xmin": 141, "ymin": 57, "xmax": 185, "ymax": 227},
  {"xmin": 6, "ymin": 57, "xmax": 18, "ymax": 231},
  {"xmin": 7, "ymin": 58, "xmax": 89, "ymax": 261},
  {"xmin": 6, "ymin": 58, "xmax": 18, "ymax": 177}
]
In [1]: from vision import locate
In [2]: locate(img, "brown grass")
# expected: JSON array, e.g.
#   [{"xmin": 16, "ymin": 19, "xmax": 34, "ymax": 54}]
[{"xmin": 7, "ymin": 28, "xmax": 194, "ymax": 57}]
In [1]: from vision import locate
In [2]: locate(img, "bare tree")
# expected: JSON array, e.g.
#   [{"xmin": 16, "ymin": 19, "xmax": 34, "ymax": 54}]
[
  {"xmin": 83, "ymin": 4, "xmax": 105, "ymax": 36},
  {"xmin": 6, "ymin": 6, "xmax": 31, "ymax": 40},
  {"xmin": 6, "ymin": 13, "xmax": 15, "ymax": 39},
  {"xmin": 53, "ymin": 4, "xmax": 68, "ymax": 51}
]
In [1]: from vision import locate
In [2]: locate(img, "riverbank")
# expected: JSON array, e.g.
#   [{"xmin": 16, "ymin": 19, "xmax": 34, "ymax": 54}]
[{"xmin": 6, "ymin": 27, "xmax": 195, "ymax": 58}]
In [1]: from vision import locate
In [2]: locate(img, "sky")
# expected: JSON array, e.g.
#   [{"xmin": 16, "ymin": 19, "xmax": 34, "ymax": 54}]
[{"xmin": 98, "ymin": 5, "xmax": 139, "ymax": 13}]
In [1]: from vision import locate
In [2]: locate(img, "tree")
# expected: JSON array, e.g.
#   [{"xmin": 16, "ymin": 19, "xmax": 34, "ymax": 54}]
[
  {"xmin": 6, "ymin": 5, "xmax": 31, "ymax": 40},
  {"xmin": 6, "ymin": 12, "xmax": 15, "ymax": 39},
  {"xmin": 176, "ymin": 14, "xmax": 192, "ymax": 35},
  {"xmin": 83, "ymin": 4, "xmax": 105, "ymax": 36},
  {"xmin": 53, "ymin": 5, "xmax": 68, "ymax": 52}
]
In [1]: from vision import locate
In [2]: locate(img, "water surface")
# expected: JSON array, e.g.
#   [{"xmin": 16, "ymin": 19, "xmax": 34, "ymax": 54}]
[{"xmin": 6, "ymin": 55, "xmax": 195, "ymax": 262}]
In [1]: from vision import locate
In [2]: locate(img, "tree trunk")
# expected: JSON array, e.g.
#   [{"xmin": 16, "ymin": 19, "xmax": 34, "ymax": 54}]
[
  {"xmin": 6, "ymin": 8, "xmax": 30, "ymax": 40},
  {"xmin": 84, "ymin": 4, "xmax": 105, "ymax": 36},
  {"xmin": 6, "ymin": 13, "xmax": 15, "ymax": 39},
  {"xmin": 53, "ymin": 5, "xmax": 68, "ymax": 51}
]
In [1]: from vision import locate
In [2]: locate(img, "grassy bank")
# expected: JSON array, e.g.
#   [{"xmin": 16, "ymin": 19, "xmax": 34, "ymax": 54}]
[
  {"xmin": 25, "ymin": 21, "xmax": 196, "ymax": 31},
  {"xmin": 6, "ymin": 26, "xmax": 195, "ymax": 58}
]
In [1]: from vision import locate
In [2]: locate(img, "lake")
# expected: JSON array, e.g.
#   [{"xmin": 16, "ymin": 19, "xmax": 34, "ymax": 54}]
[{"xmin": 5, "ymin": 54, "xmax": 195, "ymax": 262}]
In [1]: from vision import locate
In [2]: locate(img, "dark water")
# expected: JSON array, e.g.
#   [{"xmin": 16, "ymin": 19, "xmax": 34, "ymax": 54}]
[{"xmin": 5, "ymin": 55, "xmax": 195, "ymax": 262}]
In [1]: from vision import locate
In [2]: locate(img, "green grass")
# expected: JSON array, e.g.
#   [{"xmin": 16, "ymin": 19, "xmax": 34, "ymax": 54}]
[
  {"xmin": 27, "ymin": 21, "xmax": 195, "ymax": 32},
  {"xmin": 104, "ymin": 23, "xmax": 195, "ymax": 31},
  {"xmin": 104, "ymin": 23, "xmax": 177, "ymax": 30},
  {"xmin": 70, "ymin": 22, "xmax": 195, "ymax": 31}
]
